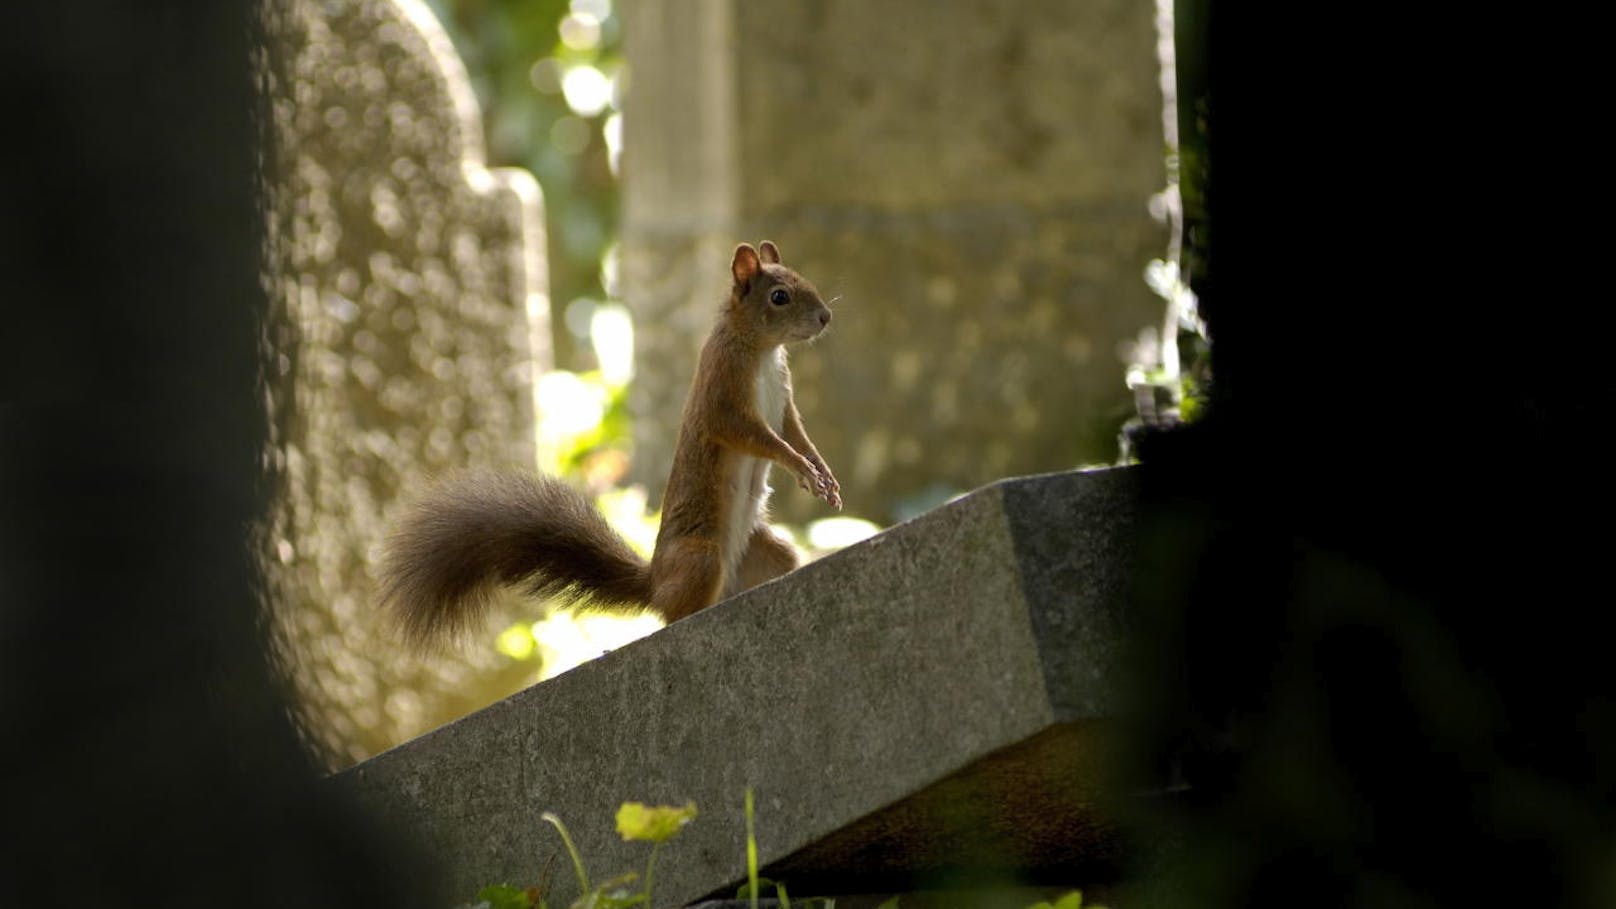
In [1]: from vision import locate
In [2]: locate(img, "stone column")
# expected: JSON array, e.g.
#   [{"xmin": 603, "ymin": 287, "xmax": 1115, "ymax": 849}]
[{"xmin": 622, "ymin": 0, "xmax": 1168, "ymax": 525}]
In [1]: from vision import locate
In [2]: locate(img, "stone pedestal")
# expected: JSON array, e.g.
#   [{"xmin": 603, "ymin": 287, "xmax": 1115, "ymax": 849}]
[{"xmin": 335, "ymin": 467, "xmax": 1144, "ymax": 907}]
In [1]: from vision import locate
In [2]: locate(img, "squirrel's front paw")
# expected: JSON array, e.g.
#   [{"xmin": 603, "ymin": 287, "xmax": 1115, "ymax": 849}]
[
  {"xmin": 795, "ymin": 461, "xmax": 834, "ymax": 508},
  {"xmin": 795, "ymin": 467, "xmax": 818, "ymax": 494},
  {"xmin": 807, "ymin": 458, "xmax": 842, "ymax": 511},
  {"xmin": 817, "ymin": 464, "xmax": 842, "ymax": 511}
]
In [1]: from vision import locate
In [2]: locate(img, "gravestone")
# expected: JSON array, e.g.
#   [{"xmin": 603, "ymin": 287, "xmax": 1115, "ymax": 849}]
[
  {"xmin": 260, "ymin": 0, "xmax": 549, "ymax": 766},
  {"xmin": 620, "ymin": 0, "xmax": 1169, "ymax": 526}
]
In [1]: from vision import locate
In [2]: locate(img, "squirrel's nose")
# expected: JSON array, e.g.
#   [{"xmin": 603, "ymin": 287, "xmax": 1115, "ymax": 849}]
[{"xmin": 818, "ymin": 308, "xmax": 832, "ymax": 327}]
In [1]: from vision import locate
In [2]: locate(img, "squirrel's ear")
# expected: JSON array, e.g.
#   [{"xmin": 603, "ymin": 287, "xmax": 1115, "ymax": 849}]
[
  {"xmin": 732, "ymin": 243, "xmax": 762, "ymax": 288},
  {"xmin": 758, "ymin": 240, "xmax": 781, "ymax": 265}
]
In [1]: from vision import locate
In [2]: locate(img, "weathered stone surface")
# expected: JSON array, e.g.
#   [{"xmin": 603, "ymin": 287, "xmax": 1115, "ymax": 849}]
[
  {"xmin": 621, "ymin": 0, "xmax": 1167, "ymax": 525},
  {"xmin": 260, "ymin": 0, "xmax": 550, "ymax": 766},
  {"xmin": 334, "ymin": 466, "xmax": 1141, "ymax": 907}
]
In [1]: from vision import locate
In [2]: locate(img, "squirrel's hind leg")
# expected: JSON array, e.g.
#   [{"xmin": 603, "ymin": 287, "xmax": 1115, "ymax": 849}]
[
  {"xmin": 650, "ymin": 537, "xmax": 725, "ymax": 623},
  {"xmin": 728, "ymin": 525, "xmax": 799, "ymax": 598}
]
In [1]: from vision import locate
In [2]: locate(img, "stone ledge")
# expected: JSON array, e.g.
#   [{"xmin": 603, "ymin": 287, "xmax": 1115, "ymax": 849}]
[{"xmin": 334, "ymin": 466, "xmax": 1141, "ymax": 907}]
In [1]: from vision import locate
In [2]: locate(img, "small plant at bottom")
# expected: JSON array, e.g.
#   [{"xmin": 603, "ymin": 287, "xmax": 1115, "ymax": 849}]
[
  {"xmin": 734, "ymin": 787, "xmax": 848, "ymax": 909},
  {"xmin": 463, "ymin": 794, "xmax": 1101, "ymax": 909},
  {"xmin": 614, "ymin": 800, "xmax": 700, "ymax": 906},
  {"xmin": 1026, "ymin": 891, "xmax": 1104, "ymax": 909},
  {"xmin": 459, "ymin": 800, "xmax": 696, "ymax": 909},
  {"xmin": 469, "ymin": 883, "xmax": 549, "ymax": 909}
]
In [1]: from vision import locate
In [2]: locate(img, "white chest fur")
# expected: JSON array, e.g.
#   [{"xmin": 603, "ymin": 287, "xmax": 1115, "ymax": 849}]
[
  {"xmin": 754, "ymin": 346, "xmax": 789, "ymax": 432},
  {"xmin": 721, "ymin": 347, "xmax": 789, "ymax": 587}
]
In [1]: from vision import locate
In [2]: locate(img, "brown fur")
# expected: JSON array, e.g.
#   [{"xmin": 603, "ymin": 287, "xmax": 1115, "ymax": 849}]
[
  {"xmin": 378, "ymin": 471, "xmax": 652, "ymax": 649},
  {"xmin": 378, "ymin": 241, "xmax": 839, "ymax": 647}
]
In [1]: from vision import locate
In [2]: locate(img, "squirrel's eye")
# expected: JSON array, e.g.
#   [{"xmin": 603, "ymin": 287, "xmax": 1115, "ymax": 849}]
[{"xmin": 768, "ymin": 288, "xmax": 790, "ymax": 306}]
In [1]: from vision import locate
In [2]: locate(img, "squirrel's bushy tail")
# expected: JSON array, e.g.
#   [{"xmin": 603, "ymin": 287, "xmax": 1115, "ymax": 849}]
[{"xmin": 378, "ymin": 470, "xmax": 652, "ymax": 649}]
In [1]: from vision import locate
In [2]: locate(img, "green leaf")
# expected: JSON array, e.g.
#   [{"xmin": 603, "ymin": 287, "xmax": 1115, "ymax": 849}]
[
  {"xmin": 614, "ymin": 800, "xmax": 697, "ymax": 843},
  {"xmin": 476, "ymin": 883, "xmax": 536, "ymax": 909},
  {"xmin": 873, "ymin": 899, "xmax": 901, "ymax": 909},
  {"xmin": 745, "ymin": 788, "xmax": 760, "ymax": 909}
]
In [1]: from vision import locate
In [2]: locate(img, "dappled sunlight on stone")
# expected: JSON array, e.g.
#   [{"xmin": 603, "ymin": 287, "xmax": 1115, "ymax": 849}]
[{"xmin": 260, "ymin": 0, "xmax": 549, "ymax": 768}]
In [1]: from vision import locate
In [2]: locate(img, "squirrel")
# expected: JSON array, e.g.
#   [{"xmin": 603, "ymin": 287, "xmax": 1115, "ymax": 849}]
[{"xmin": 378, "ymin": 240, "xmax": 841, "ymax": 648}]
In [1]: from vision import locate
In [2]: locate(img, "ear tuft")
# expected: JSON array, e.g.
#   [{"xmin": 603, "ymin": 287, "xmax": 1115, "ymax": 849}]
[
  {"xmin": 732, "ymin": 243, "xmax": 762, "ymax": 287},
  {"xmin": 758, "ymin": 240, "xmax": 781, "ymax": 265}
]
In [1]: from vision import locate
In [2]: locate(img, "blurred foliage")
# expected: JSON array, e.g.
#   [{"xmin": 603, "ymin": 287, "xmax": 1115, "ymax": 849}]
[
  {"xmin": 1116, "ymin": 258, "xmax": 1210, "ymax": 464},
  {"xmin": 426, "ymin": 0, "xmax": 624, "ymax": 372},
  {"xmin": 1117, "ymin": 0, "xmax": 1211, "ymax": 462},
  {"xmin": 1173, "ymin": 0, "xmax": 1211, "ymax": 293}
]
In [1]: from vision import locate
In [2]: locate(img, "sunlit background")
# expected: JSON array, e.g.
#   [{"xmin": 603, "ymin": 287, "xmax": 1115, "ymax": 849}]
[
  {"xmin": 262, "ymin": 0, "xmax": 1196, "ymax": 769},
  {"xmin": 259, "ymin": 0, "xmax": 889, "ymax": 769},
  {"xmin": 421, "ymin": 0, "xmax": 883, "ymax": 686},
  {"xmin": 424, "ymin": 0, "xmax": 626, "ymax": 375}
]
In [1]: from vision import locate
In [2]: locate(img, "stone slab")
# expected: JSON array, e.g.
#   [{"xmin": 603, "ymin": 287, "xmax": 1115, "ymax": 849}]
[{"xmin": 334, "ymin": 466, "xmax": 1141, "ymax": 907}]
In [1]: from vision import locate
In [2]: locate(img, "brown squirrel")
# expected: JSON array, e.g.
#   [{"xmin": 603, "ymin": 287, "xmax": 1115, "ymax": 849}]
[{"xmin": 379, "ymin": 241, "xmax": 840, "ymax": 647}]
